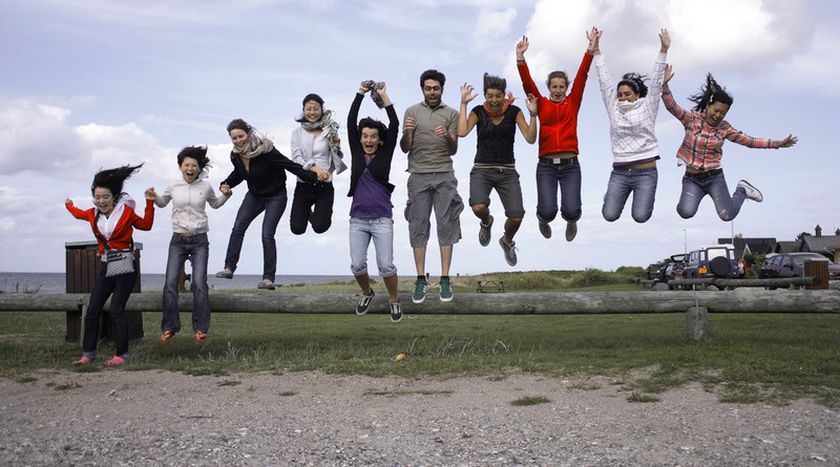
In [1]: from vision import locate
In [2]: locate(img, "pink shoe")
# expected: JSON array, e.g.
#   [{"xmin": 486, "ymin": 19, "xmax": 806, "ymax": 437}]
[
  {"xmin": 72, "ymin": 355, "xmax": 94, "ymax": 366},
  {"xmin": 104, "ymin": 355, "xmax": 128, "ymax": 367}
]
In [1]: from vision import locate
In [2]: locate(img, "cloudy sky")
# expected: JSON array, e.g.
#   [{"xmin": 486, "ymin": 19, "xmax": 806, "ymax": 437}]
[{"xmin": 1, "ymin": 0, "xmax": 837, "ymax": 276}]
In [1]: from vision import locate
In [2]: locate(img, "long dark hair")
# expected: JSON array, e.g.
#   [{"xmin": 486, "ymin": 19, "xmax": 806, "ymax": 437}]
[
  {"xmin": 177, "ymin": 146, "xmax": 210, "ymax": 170},
  {"xmin": 688, "ymin": 73, "xmax": 733, "ymax": 112},
  {"xmin": 617, "ymin": 73, "xmax": 648, "ymax": 97},
  {"xmin": 90, "ymin": 164, "xmax": 143, "ymax": 197}
]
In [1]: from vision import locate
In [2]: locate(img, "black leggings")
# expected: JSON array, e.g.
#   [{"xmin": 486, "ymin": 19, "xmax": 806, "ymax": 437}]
[
  {"xmin": 84, "ymin": 267, "xmax": 135, "ymax": 356},
  {"xmin": 289, "ymin": 181, "xmax": 334, "ymax": 235}
]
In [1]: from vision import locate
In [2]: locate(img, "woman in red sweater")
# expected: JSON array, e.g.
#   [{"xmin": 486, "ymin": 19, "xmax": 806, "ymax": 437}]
[
  {"xmin": 516, "ymin": 28, "xmax": 598, "ymax": 242},
  {"xmin": 65, "ymin": 164, "xmax": 155, "ymax": 367}
]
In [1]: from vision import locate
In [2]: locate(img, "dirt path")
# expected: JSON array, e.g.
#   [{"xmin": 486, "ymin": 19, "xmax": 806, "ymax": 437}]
[{"xmin": 1, "ymin": 370, "xmax": 837, "ymax": 466}]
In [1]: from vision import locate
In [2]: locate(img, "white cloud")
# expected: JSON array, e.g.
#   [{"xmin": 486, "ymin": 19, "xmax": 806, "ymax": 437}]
[
  {"xmin": 0, "ymin": 100, "xmax": 84, "ymax": 175},
  {"xmin": 474, "ymin": 8, "xmax": 518, "ymax": 43}
]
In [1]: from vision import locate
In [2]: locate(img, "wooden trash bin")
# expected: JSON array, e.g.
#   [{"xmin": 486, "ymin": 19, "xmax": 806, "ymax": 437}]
[
  {"xmin": 804, "ymin": 260, "xmax": 829, "ymax": 290},
  {"xmin": 64, "ymin": 241, "xmax": 144, "ymax": 342}
]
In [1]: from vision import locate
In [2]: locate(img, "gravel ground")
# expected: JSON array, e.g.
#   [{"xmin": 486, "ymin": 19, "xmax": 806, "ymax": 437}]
[{"xmin": 1, "ymin": 370, "xmax": 838, "ymax": 466}]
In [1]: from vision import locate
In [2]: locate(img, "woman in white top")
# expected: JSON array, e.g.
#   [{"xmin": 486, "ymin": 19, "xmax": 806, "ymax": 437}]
[
  {"xmin": 593, "ymin": 28, "xmax": 669, "ymax": 223},
  {"xmin": 289, "ymin": 93, "xmax": 347, "ymax": 235},
  {"xmin": 149, "ymin": 146, "xmax": 231, "ymax": 343}
]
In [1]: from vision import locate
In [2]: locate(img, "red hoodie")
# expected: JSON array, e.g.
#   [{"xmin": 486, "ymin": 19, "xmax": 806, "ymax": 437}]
[
  {"xmin": 66, "ymin": 197, "xmax": 155, "ymax": 255},
  {"xmin": 518, "ymin": 52, "xmax": 593, "ymax": 157}
]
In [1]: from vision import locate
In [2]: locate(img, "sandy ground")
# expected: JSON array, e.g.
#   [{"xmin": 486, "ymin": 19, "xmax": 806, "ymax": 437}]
[{"xmin": 1, "ymin": 370, "xmax": 838, "ymax": 466}]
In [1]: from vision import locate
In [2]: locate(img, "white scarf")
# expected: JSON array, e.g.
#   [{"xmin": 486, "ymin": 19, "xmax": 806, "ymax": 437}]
[{"xmin": 617, "ymin": 97, "xmax": 645, "ymax": 114}]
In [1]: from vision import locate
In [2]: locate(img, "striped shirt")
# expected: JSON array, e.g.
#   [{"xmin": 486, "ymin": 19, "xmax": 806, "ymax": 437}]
[{"xmin": 662, "ymin": 91, "xmax": 781, "ymax": 171}]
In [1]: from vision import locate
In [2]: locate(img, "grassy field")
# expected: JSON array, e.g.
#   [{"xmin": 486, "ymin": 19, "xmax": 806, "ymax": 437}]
[{"xmin": 1, "ymin": 271, "xmax": 839, "ymax": 406}]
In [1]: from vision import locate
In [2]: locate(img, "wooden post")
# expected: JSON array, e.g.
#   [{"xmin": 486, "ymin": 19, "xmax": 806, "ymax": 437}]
[
  {"xmin": 686, "ymin": 306, "xmax": 710, "ymax": 340},
  {"xmin": 804, "ymin": 261, "xmax": 829, "ymax": 290}
]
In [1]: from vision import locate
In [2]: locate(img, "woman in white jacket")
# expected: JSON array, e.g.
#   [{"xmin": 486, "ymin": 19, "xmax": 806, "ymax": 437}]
[
  {"xmin": 149, "ymin": 146, "xmax": 231, "ymax": 343},
  {"xmin": 593, "ymin": 28, "xmax": 669, "ymax": 223}
]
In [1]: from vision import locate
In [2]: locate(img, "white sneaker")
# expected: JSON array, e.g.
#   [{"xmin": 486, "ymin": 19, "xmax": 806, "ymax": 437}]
[{"xmin": 737, "ymin": 180, "xmax": 764, "ymax": 202}]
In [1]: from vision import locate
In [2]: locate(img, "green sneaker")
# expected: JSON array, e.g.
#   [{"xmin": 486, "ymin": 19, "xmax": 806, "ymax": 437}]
[
  {"xmin": 412, "ymin": 277, "xmax": 428, "ymax": 304},
  {"xmin": 439, "ymin": 277, "xmax": 454, "ymax": 302}
]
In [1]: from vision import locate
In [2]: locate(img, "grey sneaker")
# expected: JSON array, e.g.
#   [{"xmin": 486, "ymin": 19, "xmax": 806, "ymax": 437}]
[
  {"xmin": 565, "ymin": 221, "xmax": 577, "ymax": 242},
  {"xmin": 439, "ymin": 277, "xmax": 454, "ymax": 302},
  {"xmin": 499, "ymin": 236, "xmax": 518, "ymax": 266},
  {"xmin": 478, "ymin": 215, "xmax": 494, "ymax": 247},
  {"xmin": 257, "ymin": 279, "xmax": 275, "ymax": 290},
  {"xmin": 215, "ymin": 268, "xmax": 234, "ymax": 279},
  {"xmin": 356, "ymin": 289, "xmax": 374, "ymax": 315},
  {"xmin": 737, "ymin": 179, "xmax": 764, "ymax": 202},
  {"xmin": 389, "ymin": 301, "xmax": 403, "ymax": 322},
  {"xmin": 538, "ymin": 220, "xmax": 552, "ymax": 239},
  {"xmin": 412, "ymin": 278, "xmax": 428, "ymax": 304}
]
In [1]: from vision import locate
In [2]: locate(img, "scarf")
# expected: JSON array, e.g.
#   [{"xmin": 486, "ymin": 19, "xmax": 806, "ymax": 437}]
[
  {"xmin": 233, "ymin": 130, "xmax": 274, "ymax": 160},
  {"xmin": 299, "ymin": 110, "xmax": 347, "ymax": 174},
  {"xmin": 617, "ymin": 97, "xmax": 645, "ymax": 114},
  {"xmin": 361, "ymin": 80, "xmax": 387, "ymax": 108},
  {"xmin": 483, "ymin": 92, "xmax": 515, "ymax": 118}
]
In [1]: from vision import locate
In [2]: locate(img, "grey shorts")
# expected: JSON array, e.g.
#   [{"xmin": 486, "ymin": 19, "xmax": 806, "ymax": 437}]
[
  {"xmin": 405, "ymin": 172, "xmax": 463, "ymax": 248},
  {"xmin": 469, "ymin": 167, "xmax": 526, "ymax": 218}
]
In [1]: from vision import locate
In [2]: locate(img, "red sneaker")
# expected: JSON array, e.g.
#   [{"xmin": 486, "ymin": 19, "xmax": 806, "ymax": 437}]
[{"xmin": 194, "ymin": 331, "xmax": 208, "ymax": 342}]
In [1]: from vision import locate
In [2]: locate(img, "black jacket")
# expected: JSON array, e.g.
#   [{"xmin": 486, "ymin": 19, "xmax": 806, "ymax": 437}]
[
  {"xmin": 347, "ymin": 92, "xmax": 399, "ymax": 197},
  {"xmin": 222, "ymin": 147, "xmax": 316, "ymax": 197}
]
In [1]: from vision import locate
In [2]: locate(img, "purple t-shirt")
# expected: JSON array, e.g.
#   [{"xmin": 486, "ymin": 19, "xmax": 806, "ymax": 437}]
[{"xmin": 350, "ymin": 161, "xmax": 392, "ymax": 219}]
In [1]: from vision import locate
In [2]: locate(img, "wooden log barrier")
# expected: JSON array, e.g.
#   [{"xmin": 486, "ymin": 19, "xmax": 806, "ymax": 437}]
[{"xmin": 1, "ymin": 290, "xmax": 838, "ymax": 314}]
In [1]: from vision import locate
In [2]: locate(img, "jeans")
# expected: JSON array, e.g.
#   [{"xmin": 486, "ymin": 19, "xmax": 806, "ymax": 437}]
[
  {"xmin": 84, "ymin": 267, "xmax": 135, "ymax": 356},
  {"xmin": 290, "ymin": 181, "xmax": 334, "ymax": 235},
  {"xmin": 676, "ymin": 171, "xmax": 745, "ymax": 221},
  {"xmin": 602, "ymin": 166, "xmax": 658, "ymax": 223},
  {"xmin": 535, "ymin": 159, "xmax": 582, "ymax": 223},
  {"xmin": 162, "ymin": 233, "xmax": 210, "ymax": 334},
  {"xmin": 349, "ymin": 217, "xmax": 397, "ymax": 277},
  {"xmin": 223, "ymin": 190, "xmax": 288, "ymax": 281}
]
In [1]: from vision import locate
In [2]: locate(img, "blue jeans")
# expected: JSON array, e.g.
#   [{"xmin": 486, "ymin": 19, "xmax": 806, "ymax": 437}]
[
  {"xmin": 162, "ymin": 233, "xmax": 210, "ymax": 334},
  {"xmin": 602, "ymin": 166, "xmax": 658, "ymax": 223},
  {"xmin": 349, "ymin": 217, "xmax": 397, "ymax": 278},
  {"xmin": 677, "ymin": 171, "xmax": 745, "ymax": 221},
  {"xmin": 223, "ymin": 190, "xmax": 288, "ymax": 281},
  {"xmin": 535, "ymin": 159, "xmax": 582, "ymax": 223}
]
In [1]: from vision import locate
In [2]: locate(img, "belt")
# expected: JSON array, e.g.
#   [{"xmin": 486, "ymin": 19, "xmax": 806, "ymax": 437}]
[
  {"xmin": 685, "ymin": 168, "xmax": 722, "ymax": 180},
  {"xmin": 539, "ymin": 156, "xmax": 578, "ymax": 166}
]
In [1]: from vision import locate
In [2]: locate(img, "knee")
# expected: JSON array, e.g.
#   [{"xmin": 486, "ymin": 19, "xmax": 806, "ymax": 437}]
[
  {"xmin": 290, "ymin": 223, "xmax": 306, "ymax": 235},
  {"xmin": 471, "ymin": 204, "xmax": 488, "ymax": 218},
  {"xmin": 537, "ymin": 209, "xmax": 557, "ymax": 223},
  {"xmin": 602, "ymin": 207, "xmax": 620, "ymax": 222},
  {"xmin": 718, "ymin": 210, "xmax": 735, "ymax": 222},
  {"xmin": 676, "ymin": 206, "xmax": 694, "ymax": 219},
  {"xmin": 350, "ymin": 261, "xmax": 367, "ymax": 276},
  {"xmin": 311, "ymin": 220, "xmax": 331, "ymax": 234},
  {"xmin": 632, "ymin": 210, "xmax": 652, "ymax": 223}
]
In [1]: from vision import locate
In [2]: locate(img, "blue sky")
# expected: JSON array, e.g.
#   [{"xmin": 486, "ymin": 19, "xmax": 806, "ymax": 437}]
[{"xmin": 1, "ymin": 0, "xmax": 837, "ymax": 276}]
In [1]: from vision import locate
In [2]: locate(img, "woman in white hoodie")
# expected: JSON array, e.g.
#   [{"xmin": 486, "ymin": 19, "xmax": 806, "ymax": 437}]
[
  {"xmin": 593, "ymin": 28, "xmax": 669, "ymax": 223},
  {"xmin": 149, "ymin": 146, "xmax": 230, "ymax": 343}
]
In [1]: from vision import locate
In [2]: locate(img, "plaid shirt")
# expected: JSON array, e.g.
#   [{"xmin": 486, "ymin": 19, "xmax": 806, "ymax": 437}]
[{"xmin": 662, "ymin": 91, "xmax": 780, "ymax": 171}]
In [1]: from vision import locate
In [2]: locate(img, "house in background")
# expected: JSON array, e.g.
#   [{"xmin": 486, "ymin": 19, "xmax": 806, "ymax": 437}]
[
  {"xmin": 797, "ymin": 225, "xmax": 840, "ymax": 261},
  {"xmin": 717, "ymin": 236, "xmax": 777, "ymax": 259}
]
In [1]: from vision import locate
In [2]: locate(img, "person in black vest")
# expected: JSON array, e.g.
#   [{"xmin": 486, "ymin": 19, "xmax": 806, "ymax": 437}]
[{"xmin": 457, "ymin": 73, "xmax": 538, "ymax": 266}]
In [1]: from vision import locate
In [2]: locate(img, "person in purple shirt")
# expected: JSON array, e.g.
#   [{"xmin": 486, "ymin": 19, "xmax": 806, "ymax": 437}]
[{"xmin": 347, "ymin": 81, "xmax": 402, "ymax": 322}]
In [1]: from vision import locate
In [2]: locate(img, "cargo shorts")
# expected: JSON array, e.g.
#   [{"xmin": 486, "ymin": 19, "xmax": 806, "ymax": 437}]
[{"xmin": 404, "ymin": 172, "xmax": 463, "ymax": 248}]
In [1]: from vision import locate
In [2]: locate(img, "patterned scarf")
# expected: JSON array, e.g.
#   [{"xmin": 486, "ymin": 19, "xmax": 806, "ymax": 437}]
[
  {"xmin": 483, "ymin": 92, "xmax": 516, "ymax": 118},
  {"xmin": 233, "ymin": 130, "xmax": 274, "ymax": 160},
  {"xmin": 361, "ymin": 80, "xmax": 387, "ymax": 108}
]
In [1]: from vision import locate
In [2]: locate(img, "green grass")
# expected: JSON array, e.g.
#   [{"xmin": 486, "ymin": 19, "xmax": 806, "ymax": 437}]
[{"xmin": 1, "ymin": 305, "xmax": 840, "ymax": 406}]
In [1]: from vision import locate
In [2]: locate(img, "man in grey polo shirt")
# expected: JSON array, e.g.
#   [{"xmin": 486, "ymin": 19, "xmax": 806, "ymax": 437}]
[{"xmin": 400, "ymin": 69, "xmax": 462, "ymax": 303}]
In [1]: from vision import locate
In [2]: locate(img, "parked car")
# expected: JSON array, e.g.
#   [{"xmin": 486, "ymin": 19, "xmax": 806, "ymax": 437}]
[
  {"xmin": 646, "ymin": 253, "xmax": 687, "ymax": 283},
  {"xmin": 682, "ymin": 244, "xmax": 746, "ymax": 279},
  {"xmin": 759, "ymin": 252, "xmax": 840, "ymax": 280}
]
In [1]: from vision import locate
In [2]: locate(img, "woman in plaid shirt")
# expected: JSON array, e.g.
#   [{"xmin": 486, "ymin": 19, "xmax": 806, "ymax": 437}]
[
  {"xmin": 662, "ymin": 68, "xmax": 797, "ymax": 221},
  {"xmin": 594, "ymin": 28, "xmax": 670, "ymax": 223}
]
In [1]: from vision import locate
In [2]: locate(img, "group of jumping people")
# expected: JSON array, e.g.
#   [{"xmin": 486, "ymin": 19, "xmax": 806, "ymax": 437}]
[{"xmin": 65, "ymin": 28, "xmax": 797, "ymax": 366}]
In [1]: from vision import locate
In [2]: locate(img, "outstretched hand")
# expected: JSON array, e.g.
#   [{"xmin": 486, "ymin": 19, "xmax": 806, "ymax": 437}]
[
  {"xmin": 515, "ymin": 36, "xmax": 529, "ymax": 60},
  {"xmin": 779, "ymin": 134, "xmax": 798, "ymax": 148},
  {"xmin": 659, "ymin": 28, "xmax": 671, "ymax": 52},
  {"xmin": 460, "ymin": 83, "xmax": 477, "ymax": 104},
  {"xmin": 663, "ymin": 64, "xmax": 675, "ymax": 85}
]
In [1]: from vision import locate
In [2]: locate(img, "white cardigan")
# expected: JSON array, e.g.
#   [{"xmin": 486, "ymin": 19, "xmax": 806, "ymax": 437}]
[{"xmin": 154, "ymin": 177, "xmax": 229, "ymax": 235}]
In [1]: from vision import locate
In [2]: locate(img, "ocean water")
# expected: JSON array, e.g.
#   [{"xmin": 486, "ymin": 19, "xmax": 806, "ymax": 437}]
[{"xmin": 0, "ymin": 272, "xmax": 355, "ymax": 294}]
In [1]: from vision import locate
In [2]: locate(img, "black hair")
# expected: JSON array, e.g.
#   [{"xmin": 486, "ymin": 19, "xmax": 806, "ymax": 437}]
[
  {"xmin": 546, "ymin": 70, "xmax": 569, "ymax": 87},
  {"xmin": 295, "ymin": 93, "xmax": 325, "ymax": 123},
  {"xmin": 358, "ymin": 117, "xmax": 387, "ymax": 143},
  {"xmin": 177, "ymin": 146, "xmax": 210, "ymax": 170},
  {"xmin": 226, "ymin": 118, "xmax": 252, "ymax": 134},
  {"xmin": 688, "ymin": 73, "xmax": 733, "ymax": 112},
  {"xmin": 617, "ymin": 73, "xmax": 649, "ymax": 97},
  {"xmin": 420, "ymin": 69, "xmax": 446, "ymax": 88},
  {"xmin": 90, "ymin": 164, "xmax": 143, "ymax": 197},
  {"xmin": 483, "ymin": 73, "xmax": 507, "ymax": 94}
]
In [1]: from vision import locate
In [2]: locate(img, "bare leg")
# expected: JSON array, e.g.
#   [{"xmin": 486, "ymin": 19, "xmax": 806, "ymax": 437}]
[
  {"xmin": 471, "ymin": 204, "xmax": 490, "ymax": 224},
  {"xmin": 413, "ymin": 246, "xmax": 426, "ymax": 277},
  {"xmin": 383, "ymin": 274, "xmax": 399, "ymax": 302},
  {"xmin": 440, "ymin": 245, "xmax": 453, "ymax": 277},
  {"xmin": 354, "ymin": 273, "xmax": 372, "ymax": 295},
  {"xmin": 504, "ymin": 217, "xmax": 523, "ymax": 242}
]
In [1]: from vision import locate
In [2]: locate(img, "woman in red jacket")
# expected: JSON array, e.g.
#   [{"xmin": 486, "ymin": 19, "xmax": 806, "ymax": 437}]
[
  {"xmin": 516, "ymin": 28, "xmax": 598, "ymax": 242},
  {"xmin": 65, "ymin": 164, "xmax": 155, "ymax": 366}
]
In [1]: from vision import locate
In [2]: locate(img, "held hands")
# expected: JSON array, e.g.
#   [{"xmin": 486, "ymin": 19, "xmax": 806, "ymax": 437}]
[
  {"xmin": 220, "ymin": 183, "xmax": 232, "ymax": 196},
  {"xmin": 515, "ymin": 35, "xmax": 529, "ymax": 60},
  {"xmin": 659, "ymin": 28, "xmax": 671, "ymax": 53},
  {"xmin": 526, "ymin": 93, "xmax": 539, "ymax": 116},
  {"xmin": 144, "ymin": 187, "xmax": 156, "ymax": 200},
  {"xmin": 586, "ymin": 27, "xmax": 601, "ymax": 53},
  {"xmin": 779, "ymin": 134, "xmax": 798, "ymax": 148},
  {"xmin": 460, "ymin": 83, "xmax": 477, "ymax": 104},
  {"xmin": 309, "ymin": 166, "xmax": 330, "ymax": 182}
]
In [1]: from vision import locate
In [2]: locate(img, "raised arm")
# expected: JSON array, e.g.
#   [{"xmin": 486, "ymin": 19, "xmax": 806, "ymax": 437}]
[
  {"xmin": 592, "ymin": 29, "xmax": 616, "ymax": 113},
  {"xmin": 456, "ymin": 83, "xmax": 479, "ymax": 137},
  {"xmin": 647, "ymin": 28, "xmax": 670, "ymax": 115},
  {"xmin": 130, "ymin": 197, "xmax": 156, "ymax": 231},
  {"xmin": 516, "ymin": 95, "xmax": 538, "ymax": 144},
  {"xmin": 567, "ymin": 28, "xmax": 598, "ymax": 106},
  {"xmin": 661, "ymin": 65, "xmax": 690, "ymax": 125},
  {"xmin": 379, "ymin": 86, "xmax": 399, "ymax": 158},
  {"xmin": 64, "ymin": 199, "xmax": 89, "ymax": 220},
  {"xmin": 515, "ymin": 36, "xmax": 542, "ymax": 99},
  {"xmin": 347, "ymin": 84, "xmax": 366, "ymax": 156}
]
